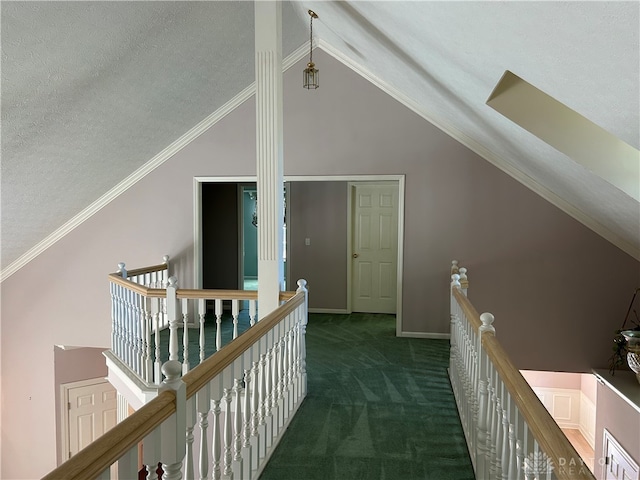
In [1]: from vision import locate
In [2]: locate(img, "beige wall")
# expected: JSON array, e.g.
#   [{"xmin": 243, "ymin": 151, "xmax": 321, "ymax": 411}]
[{"xmin": 1, "ymin": 50, "xmax": 639, "ymax": 478}]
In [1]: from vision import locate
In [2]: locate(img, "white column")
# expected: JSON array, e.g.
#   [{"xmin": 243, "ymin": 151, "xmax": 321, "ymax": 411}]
[{"xmin": 255, "ymin": 1, "xmax": 285, "ymax": 318}]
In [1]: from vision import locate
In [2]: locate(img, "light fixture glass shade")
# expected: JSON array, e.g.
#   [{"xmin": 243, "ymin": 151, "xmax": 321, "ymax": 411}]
[{"xmin": 303, "ymin": 62, "xmax": 319, "ymax": 89}]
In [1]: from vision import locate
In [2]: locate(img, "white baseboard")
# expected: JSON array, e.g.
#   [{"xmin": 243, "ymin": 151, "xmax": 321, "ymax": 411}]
[
  {"xmin": 398, "ymin": 331, "xmax": 450, "ymax": 340},
  {"xmin": 308, "ymin": 308, "xmax": 349, "ymax": 314}
]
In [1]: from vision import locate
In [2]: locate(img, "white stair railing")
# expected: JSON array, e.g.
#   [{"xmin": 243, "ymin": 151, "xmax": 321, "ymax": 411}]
[
  {"xmin": 108, "ymin": 258, "xmax": 260, "ymax": 385},
  {"xmin": 449, "ymin": 261, "xmax": 595, "ymax": 480},
  {"xmin": 43, "ymin": 280, "xmax": 308, "ymax": 480}
]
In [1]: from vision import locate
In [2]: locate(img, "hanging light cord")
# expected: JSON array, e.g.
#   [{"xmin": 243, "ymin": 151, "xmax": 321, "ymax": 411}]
[{"xmin": 309, "ymin": 12, "xmax": 314, "ymax": 65}]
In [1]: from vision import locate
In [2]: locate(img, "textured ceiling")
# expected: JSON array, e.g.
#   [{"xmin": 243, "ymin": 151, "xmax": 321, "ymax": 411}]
[{"xmin": 1, "ymin": 1, "xmax": 639, "ymax": 275}]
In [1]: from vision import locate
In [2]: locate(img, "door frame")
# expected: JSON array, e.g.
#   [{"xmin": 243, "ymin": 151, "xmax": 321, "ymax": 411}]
[
  {"xmin": 194, "ymin": 174, "xmax": 405, "ymax": 335},
  {"xmin": 59, "ymin": 377, "xmax": 113, "ymax": 463}
]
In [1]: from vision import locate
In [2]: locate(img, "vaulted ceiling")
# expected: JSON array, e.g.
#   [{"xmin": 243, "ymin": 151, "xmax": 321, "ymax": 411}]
[{"xmin": 2, "ymin": 1, "xmax": 638, "ymax": 278}]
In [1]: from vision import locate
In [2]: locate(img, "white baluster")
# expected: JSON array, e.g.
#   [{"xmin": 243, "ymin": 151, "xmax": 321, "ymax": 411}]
[
  {"xmin": 269, "ymin": 345, "xmax": 277, "ymax": 414},
  {"xmin": 495, "ymin": 397, "xmax": 504, "ymax": 477},
  {"xmin": 508, "ymin": 424, "xmax": 517, "ymax": 480},
  {"xmin": 233, "ymin": 379, "xmax": 243, "ymax": 461},
  {"xmin": 144, "ymin": 297, "xmax": 153, "ymax": 383},
  {"xmin": 223, "ymin": 388, "xmax": 232, "ymax": 476},
  {"xmin": 198, "ymin": 299, "xmax": 206, "ymax": 365},
  {"xmin": 143, "ymin": 426, "xmax": 161, "ymax": 480},
  {"xmin": 249, "ymin": 300, "xmax": 257, "ymax": 326},
  {"xmin": 152, "ymin": 298, "xmax": 162, "ymax": 384},
  {"xmin": 184, "ymin": 396, "xmax": 196, "ymax": 480},
  {"xmin": 166, "ymin": 277, "xmax": 179, "ymax": 362},
  {"xmin": 182, "ymin": 298, "xmax": 190, "ymax": 373},
  {"xmin": 243, "ymin": 369, "xmax": 252, "ymax": 448},
  {"xmin": 197, "ymin": 389, "xmax": 210, "ymax": 480},
  {"xmin": 259, "ymin": 354, "xmax": 267, "ymax": 427},
  {"xmin": 476, "ymin": 363, "xmax": 490, "ymax": 477},
  {"xmin": 265, "ymin": 349, "xmax": 273, "ymax": 425},
  {"xmin": 211, "ymin": 399, "xmax": 222, "ymax": 480},
  {"xmin": 215, "ymin": 299, "xmax": 223, "ymax": 351},
  {"xmin": 296, "ymin": 279, "xmax": 308, "ymax": 396},
  {"xmin": 117, "ymin": 445, "xmax": 137, "ymax": 480},
  {"xmin": 232, "ymin": 299, "xmax": 239, "ymax": 339},
  {"xmin": 516, "ymin": 439, "xmax": 524, "ymax": 480},
  {"xmin": 251, "ymin": 361, "xmax": 260, "ymax": 436},
  {"xmin": 500, "ymin": 391, "xmax": 510, "ymax": 480}
]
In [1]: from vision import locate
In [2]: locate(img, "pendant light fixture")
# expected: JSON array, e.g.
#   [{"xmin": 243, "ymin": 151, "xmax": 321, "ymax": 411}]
[{"xmin": 303, "ymin": 10, "xmax": 319, "ymax": 89}]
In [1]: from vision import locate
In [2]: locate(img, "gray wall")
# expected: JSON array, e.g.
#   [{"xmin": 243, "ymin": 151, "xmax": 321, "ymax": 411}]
[
  {"xmin": 2, "ymin": 49, "xmax": 639, "ymax": 478},
  {"xmin": 595, "ymin": 378, "xmax": 640, "ymax": 473},
  {"xmin": 288, "ymin": 181, "xmax": 348, "ymax": 310}
]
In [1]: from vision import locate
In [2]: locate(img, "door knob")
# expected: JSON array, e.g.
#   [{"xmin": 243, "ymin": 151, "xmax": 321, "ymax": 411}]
[{"xmin": 352, "ymin": 253, "xmax": 359, "ymax": 258}]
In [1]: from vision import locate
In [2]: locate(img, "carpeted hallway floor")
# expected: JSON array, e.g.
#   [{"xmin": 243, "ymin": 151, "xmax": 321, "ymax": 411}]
[{"xmin": 259, "ymin": 313, "xmax": 475, "ymax": 480}]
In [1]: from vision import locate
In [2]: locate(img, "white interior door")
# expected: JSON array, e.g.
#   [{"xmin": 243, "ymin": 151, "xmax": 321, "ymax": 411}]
[
  {"xmin": 604, "ymin": 429, "xmax": 640, "ymax": 480},
  {"xmin": 65, "ymin": 379, "xmax": 117, "ymax": 459},
  {"xmin": 351, "ymin": 183, "xmax": 398, "ymax": 314}
]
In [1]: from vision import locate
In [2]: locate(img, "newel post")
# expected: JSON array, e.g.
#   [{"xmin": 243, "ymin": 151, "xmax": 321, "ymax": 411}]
[
  {"xmin": 160, "ymin": 360, "xmax": 186, "ymax": 480},
  {"xmin": 166, "ymin": 277, "xmax": 179, "ymax": 362},
  {"xmin": 476, "ymin": 312, "xmax": 495, "ymax": 478},
  {"xmin": 450, "ymin": 271, "xmax": 461, "ymax": 343},
  {"xmin": 117, "ymin": 262, "xmax": 127, "ymax": 279},
  {"xmin": 296, "ymin": 279, "xmax": 308, "ymax": 397},
  {"xmin": 459, "ymin": 267, "xmax": 468, "ymax": 296}
]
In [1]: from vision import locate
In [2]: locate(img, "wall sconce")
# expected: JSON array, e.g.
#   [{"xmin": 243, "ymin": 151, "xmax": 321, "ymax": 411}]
[{"xmin": 303, "ymin": 10, "xmax": 319, "ymax": 89}]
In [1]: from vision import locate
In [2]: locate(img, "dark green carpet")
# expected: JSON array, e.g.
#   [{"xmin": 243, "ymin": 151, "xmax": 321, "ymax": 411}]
[{"xmin": 259, "ymin": 313, "xmax": 474, "ymax": 480}]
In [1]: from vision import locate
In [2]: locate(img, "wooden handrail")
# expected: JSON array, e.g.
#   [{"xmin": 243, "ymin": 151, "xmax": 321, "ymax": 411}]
[
  {"xmin": 44, "ymin": 291, "xmax": 305, "ymax": 480},
  {"xmin": 452, "ymin": 286, "xmax": 482, "ymax": 331},
  {"xmin": 482, "ymin": 334, "xmax": 594, "ymax": 479},
  {"xmin": 183, "ymin": 292, "xmax": 304, "ymax": 397},
  {"xmin": 125, "ymin": 262, "xmax": 169, "ymax": 278},
  {"xmin": 107, "ymin": 272, "xmax": 166, "ymax": 297},
  {"xmin": 42, "ymin": 390, "xmax": 176, "ymax": 480},
  {"xmin": 452, "ymin": 285, "xmax": 595, "ymax": 479},
  {"xmin": 176, "ymin": 288, "xmax": 258, "ymax": 301}
]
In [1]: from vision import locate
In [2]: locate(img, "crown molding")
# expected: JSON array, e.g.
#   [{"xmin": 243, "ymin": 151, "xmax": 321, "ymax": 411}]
[
  {"xmin": 317, "ymin": 40, "xmax": 639, "ymax": 262},
  {"xmin": 0, "ymin": 44, "xmax": 309, "ymax": 283}
]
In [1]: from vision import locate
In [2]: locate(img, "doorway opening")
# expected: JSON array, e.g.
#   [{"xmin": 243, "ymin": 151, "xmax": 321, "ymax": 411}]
[{"xmin": 194, "ymin": 175, "xmax": 405, "ymax": 334}]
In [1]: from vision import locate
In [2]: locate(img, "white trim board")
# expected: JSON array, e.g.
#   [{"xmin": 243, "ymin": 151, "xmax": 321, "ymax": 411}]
[
  {"xmin": 318, "ymin": 40, "xmax": 640, "ymax": 262},
  {"xmin": 399, "ymin": 332, "xmax": 451, "ymax": 340},
  {"xmin": 0, "ymin": 44, "xmax": 310, "ymax": 283},
  {"xmin": 308, "ymin": 308, "xmax": 349, "ymax": 314}
]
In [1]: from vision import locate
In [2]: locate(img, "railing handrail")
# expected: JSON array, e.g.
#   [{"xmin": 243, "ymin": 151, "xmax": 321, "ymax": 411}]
[
  {"xmin": 108, "ymin": 272, "xmax": 167, "ymax": 297},
  {"xmin": 108, "ymin": 273, "xmax": 271, "ymax": 301},
  {"xmin": 42, "ymin": 390, "xmax": 176, "ymax": 480},
  {"xmin": 451, "ymin": 285, "xmax": 595, "ymax": 480},
  {"xmin": 125, "ymin": 262, "xmax": 169, "ymax": 278},
  {"xmin": 44, "ymin": 291, "xmax": 304, "ymax": 480},
  {"xmin": 183, "ymin": 292, "xmax": 304, "ymax": 397}
]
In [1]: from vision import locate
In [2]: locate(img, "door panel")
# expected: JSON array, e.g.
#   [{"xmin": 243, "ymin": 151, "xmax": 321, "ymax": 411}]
[
  {"xmin": 604, "ymin": 430, "xmax": 639, "ymax": 480},
  {"xmin": 68, "ymin": 380, "xmax": 117, "ymax": 458},
  {"xmin": 352, "ymin": 183, "xmax": 398, "ymax": 314}
]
